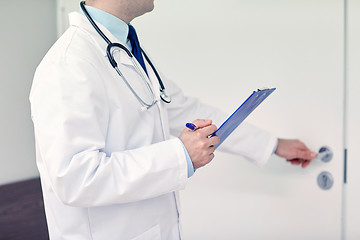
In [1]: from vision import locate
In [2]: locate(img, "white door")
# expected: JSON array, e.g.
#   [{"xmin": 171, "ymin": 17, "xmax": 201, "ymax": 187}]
[
  {"xmin": 135, "ymin": 0, "xmax": 344, "ymax": 239},
  {"xmin": 57, "ymin": 0, "xmax": 346, "ymax": 239}
]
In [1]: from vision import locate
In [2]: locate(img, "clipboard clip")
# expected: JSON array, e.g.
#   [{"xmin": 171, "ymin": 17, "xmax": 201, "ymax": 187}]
[{"xmin": 257, "ymin": 87, "xmax": 271, "ymax": 92}]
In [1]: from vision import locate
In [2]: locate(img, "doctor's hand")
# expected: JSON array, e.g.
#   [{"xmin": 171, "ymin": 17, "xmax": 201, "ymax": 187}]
[
  {"xmin": 179, "ymin": 119, "xmax": 220, "ymax": 170},
  {"xmin": 275, "ymin": 139, "xmax": 317, "ymax": 168}
]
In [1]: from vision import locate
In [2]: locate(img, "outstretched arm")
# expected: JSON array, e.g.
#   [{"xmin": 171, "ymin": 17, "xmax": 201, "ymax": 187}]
[{"xmin": 275, "ymin": 139, "xmax": 317, "ymax": 168}]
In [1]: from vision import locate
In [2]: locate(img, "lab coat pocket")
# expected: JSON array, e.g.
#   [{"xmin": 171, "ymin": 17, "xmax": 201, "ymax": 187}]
[{"xmin": 131, "ymin": 225, "xmax": 161, "ymax": 240}]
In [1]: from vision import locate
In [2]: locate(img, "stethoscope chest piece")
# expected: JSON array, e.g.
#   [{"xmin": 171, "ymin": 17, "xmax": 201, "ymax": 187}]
[
  {"xmin": 160, "ymin": 90, "xmax": 171, "ymax": 103},
  {"xmin": 80, "ymin": 1, "xmax": 172, "ymax": 110}
]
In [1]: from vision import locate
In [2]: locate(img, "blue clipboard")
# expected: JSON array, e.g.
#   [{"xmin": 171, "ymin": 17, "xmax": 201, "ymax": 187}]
[{"xmin": 212, "ymin": 88, "xmax": 276, "ymax": 149}]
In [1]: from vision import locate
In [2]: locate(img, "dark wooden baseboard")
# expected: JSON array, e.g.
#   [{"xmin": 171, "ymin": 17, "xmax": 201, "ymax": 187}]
[{"xmin": 0, "ymin": 178, "xmax": 49, "ymax": 240}]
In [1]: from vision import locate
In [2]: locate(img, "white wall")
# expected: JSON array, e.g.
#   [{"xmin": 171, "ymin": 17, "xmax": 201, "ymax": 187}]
[
  {"xmin": 56, "ymin": 0, "xmax": 81, "ymax": 37},
  {"xmin": 0, "ymin": 0, "xmax": 57, "ymax": 185}
]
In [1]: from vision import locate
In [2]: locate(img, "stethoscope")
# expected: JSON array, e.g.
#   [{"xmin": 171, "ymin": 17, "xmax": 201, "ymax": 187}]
[{"xmin": 80, "ymin": 1, "xmax": 171, "ymax": 110}]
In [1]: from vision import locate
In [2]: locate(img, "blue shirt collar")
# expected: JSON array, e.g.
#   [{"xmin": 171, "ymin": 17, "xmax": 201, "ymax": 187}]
[{"xmin": 83, "ymin": 5, "xmax": 130, "ymax": 47}]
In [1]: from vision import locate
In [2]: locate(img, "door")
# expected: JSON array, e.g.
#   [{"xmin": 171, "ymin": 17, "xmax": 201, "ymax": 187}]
[
  {"xmin": 134, "ymin": 0, "xmax": 344, "ymax": 239},
  {"xmin": 57, "ymin": 0, "xmax": 346, "ymax": 239}
]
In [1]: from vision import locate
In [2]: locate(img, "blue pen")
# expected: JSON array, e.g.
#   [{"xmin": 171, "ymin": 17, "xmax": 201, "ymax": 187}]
[{"xmin": 185, "ymin": 123, "xmax": 197, "ymax": 130}]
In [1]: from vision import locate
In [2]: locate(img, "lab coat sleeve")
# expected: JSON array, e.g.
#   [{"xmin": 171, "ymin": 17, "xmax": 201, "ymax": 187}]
[
  {"xmin": 30, "ymin": 55, "xmax": 188, "ymax": 207},
  {"xmin": 163, "ymin": 78, "xmax": 278, "ymax": 167}
]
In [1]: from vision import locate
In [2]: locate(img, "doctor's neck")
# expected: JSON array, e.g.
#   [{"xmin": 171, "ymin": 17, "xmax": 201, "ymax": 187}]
[{"xmin": 85, "ymin": 0, "xmax": 155, "ymax": 24}]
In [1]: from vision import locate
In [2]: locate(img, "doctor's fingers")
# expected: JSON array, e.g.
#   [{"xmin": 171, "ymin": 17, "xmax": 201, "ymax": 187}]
[
  {"xmin": 208, "ymin": 135, "xmax": 220, "ymax": 146},
  {"xmin": 293, "ymin": 149, "xmax": 316, "ymax": 161},
  {"xmin": 191, "ymin": 119, "xmax": 213, "ymax": 129},
  {"xmin": 194, "ymin": 152, "xmax": 215, "ymax": 169},
  {"xmin": 292, "ymin": 141, "xmax": 317, "ymax": 160},
  {"xmin": 301, "ymin": 160, "xmax": 311, "ymax": 168},
  {"xmin": 287, "ymin": 158, "xmax": 312, "ymax": 168},
  {"xmin": 196, "ymin": 124, "xmax": 218, "ymax": 137},
  {"xmin": 287, "ymin": 159, "xmax": 302, "ymax": 165}
]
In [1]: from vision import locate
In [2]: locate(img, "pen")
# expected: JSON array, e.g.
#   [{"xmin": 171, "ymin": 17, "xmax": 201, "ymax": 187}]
[{"xmin": 185, "ymin": 123, "xmax": 197, "ymax": 131}]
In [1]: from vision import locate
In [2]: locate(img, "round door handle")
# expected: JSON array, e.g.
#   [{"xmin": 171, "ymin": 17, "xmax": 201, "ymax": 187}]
[
  {"xmin": 317, "ymin": 146, "xmax": 333, "ymax": 163},
  {"xmin": 317, "ymin": 171, "xmax": 334, "ymax": 190}
]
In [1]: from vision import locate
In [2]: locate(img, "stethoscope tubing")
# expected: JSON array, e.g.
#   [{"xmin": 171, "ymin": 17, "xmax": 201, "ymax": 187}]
[{"xmin": 80, "ymin": 1, "xmax": 171, "ymax": 109}]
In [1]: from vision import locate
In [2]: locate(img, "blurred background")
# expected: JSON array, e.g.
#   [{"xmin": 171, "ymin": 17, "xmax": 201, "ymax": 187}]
[{"xmin": 0, "ymin": 0, "xmax": 359, "ymax": 239}]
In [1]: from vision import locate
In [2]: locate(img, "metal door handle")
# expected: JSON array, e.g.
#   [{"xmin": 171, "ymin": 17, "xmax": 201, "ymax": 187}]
[
  {"xmin": 316, "ymin": 147, "xmax": 334, "ymax": 190},
  {"xmin": 316, "ymin": 146, "xmax": 333, "ymax": 163},
  {"xmin": 317, "ymin": 171, "xmax": 334, "ymax": 190}
]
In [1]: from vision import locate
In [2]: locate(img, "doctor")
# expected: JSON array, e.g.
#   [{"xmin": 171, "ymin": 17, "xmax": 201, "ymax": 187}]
[{"xmin": 29, "ymin": 0, "xmax": 316, "ymax": 239}]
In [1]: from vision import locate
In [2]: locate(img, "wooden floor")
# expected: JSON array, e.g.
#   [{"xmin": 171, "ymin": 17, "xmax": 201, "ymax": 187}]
[{"xmin": 0, "ymin": 178, "xmax": 49, "ymax": 240}]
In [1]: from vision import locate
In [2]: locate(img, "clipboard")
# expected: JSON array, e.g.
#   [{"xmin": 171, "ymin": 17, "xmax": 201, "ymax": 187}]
[{"xmin": 212, "ymin": 88, "xmax": 276, "ymax": 149}]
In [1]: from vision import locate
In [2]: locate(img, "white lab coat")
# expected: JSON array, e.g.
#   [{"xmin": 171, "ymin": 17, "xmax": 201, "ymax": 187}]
[{"xmin": 29, "ymin": 12, "xmax": 277, "ymax": 240}]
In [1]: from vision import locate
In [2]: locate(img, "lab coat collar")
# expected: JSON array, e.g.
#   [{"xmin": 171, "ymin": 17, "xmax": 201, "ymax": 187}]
[
  {"xmin": 82, "ymin": 5, "xmax": 129, "ymax": 46},
  {"xmin": 68, "ymin": 12, "xmax": 133, "ymax": 66}
]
